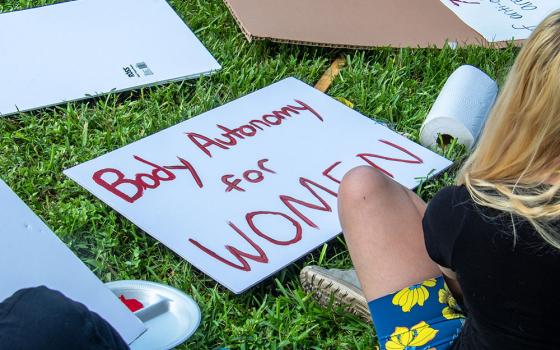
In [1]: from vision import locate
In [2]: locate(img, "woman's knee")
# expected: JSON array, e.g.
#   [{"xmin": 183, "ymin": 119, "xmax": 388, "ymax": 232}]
[{"xmin": 339, "ymin": 165, "xmax": 392, "ymax": 204}]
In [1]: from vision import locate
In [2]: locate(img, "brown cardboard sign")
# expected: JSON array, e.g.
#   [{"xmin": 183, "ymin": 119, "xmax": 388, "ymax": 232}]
[{"xmin": 223, "ymin": 0, "xmax": 523, "ymax": 49}]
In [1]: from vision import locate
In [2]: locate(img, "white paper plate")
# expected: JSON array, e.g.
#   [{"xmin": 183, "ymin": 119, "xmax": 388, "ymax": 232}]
[{"xmin": 106, "ymin": 280, "xmax": 201, "ymax": 350}]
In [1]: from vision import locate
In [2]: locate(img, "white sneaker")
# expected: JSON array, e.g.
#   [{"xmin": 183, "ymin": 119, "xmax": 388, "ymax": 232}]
[{"xmin": 300, "ymin": 266, "xmax": 371, "ymax": 322}]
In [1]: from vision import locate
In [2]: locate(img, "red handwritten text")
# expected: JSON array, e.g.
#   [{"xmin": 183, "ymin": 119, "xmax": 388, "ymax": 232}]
[
  {"xmin": 356, "ymin": 140, "xmax": 423, "ymax": 178},
  {"xmin": 186, "ymin": 99, "xmax": 323, "ymax": 158},
  {"xmin": 188, "ymin": 140, "xmax": 424, "ymax": 272},
  {"xmin": 221, "ymin": 158, "xmax": 276, "ymax": 193},
  {"xmin": 92, "ymin": 155, "xmax": 203, "ymax": 203}
]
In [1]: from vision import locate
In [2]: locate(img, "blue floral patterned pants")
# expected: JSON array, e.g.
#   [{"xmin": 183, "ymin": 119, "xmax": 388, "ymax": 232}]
[{"xmin": 368, "ymin": 276, "xmax": 465, "ymax": 350}]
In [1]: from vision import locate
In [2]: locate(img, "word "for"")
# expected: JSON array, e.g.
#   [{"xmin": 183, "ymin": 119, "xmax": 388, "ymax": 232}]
[{"xmin": 222, "ymin": 159, "xmax": 276, "ymax": 193}]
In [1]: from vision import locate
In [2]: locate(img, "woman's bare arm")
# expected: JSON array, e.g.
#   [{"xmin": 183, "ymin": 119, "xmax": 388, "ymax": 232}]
[{"xmin": 439, "ymin": 265, "xmax": 464, "ymax": 302}]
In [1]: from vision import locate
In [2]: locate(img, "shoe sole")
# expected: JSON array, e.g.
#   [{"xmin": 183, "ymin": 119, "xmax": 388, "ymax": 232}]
[{"xmin": 300, "ymin": 267, "xmax": 371, "ymax": 322}]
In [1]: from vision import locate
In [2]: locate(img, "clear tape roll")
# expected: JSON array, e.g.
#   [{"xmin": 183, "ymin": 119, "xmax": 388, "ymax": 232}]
[{"xmin": 420, "ymin": 65, "xmax": 498, "ymax": 149}]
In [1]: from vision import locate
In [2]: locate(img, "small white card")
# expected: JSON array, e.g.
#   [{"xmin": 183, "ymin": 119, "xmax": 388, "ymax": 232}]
[
  {"xmin": 0, "ymin": 0, "xmax": 220, "ymax": 116},
  {"xmin": 440, "ymin": 0, "xmax": 558, "ymax": 42},
  {"xmin": 0, "ymin": 180, "xmax": 146, "ymax": 344},
  {"xmin": 65, "ymin": 78, "xmax": 452, "ymax": 294}
]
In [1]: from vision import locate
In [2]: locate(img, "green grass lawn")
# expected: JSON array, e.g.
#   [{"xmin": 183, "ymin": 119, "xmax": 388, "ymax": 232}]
[{"xmin": 0, "ymin": 1, "xmax": 520, "ymax": 349}]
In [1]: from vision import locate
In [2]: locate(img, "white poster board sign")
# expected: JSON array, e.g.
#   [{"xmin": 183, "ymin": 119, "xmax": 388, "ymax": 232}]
[
  {"xmin": 0, "ymin": 0, "xmax": 220, "ymax": 116},
  {"xmin": 65, "ymin": 78, "xmax": 452, "ymax": 294},
  {"xmin": 440, "ymin": 0, "xmax": 558, "ymax": 42},
  {"xmin": 0, "ymin": 180, "xmax": 146, "ymax": 344}
]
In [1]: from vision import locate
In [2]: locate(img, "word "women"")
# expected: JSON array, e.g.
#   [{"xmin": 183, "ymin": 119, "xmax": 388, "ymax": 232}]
[{"xmin": 189, "ymin": 140, "xmax": 425, "ymax": 272}]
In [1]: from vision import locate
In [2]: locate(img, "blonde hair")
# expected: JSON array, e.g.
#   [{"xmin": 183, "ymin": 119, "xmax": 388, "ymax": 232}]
[{"xmin": 456, "ymin": 11, "xmax": 560, "ymax": 249}]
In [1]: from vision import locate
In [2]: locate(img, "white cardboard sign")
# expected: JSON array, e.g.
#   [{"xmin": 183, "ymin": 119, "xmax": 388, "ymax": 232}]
[
  {"xmin": 0, "ymin": 180, "xmax": 146, "ymax": 344},
  {"xmin": 0, "ymin": 0, "xmax": 220, "ymax": 116},
  {"xmin": 65, "ymin": 78, "xmax": 452, "ymax": 294},
  {"xmin": 440, "ymin": 0, "xmax": 559, "ymax": 42}
]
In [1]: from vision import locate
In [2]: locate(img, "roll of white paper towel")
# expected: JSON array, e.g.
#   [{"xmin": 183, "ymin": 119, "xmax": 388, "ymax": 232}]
[{"xmin": 420, "ymin": 65, "xmax": 498, "ymax": 149}]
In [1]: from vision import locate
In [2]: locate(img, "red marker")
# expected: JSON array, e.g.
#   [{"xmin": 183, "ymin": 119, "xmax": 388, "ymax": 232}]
[{"xmin": 119, "ymin": 295, "xmax": 144, "ymax": 312}]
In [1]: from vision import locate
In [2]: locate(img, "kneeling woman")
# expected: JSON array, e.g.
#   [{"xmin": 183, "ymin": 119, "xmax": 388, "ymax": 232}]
[{"xmin": 314, "ymin": 11, "xmax": 560, "ymax": 350}]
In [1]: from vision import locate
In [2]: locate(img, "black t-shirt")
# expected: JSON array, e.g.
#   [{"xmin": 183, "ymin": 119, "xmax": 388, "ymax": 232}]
[
  {"xmin": 423, "ymin": 185, "xmax": 560, "ymax": 350},
  {"xmin": 0, "ymin": 286, "xmax": 129, "ymax": 350}
]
